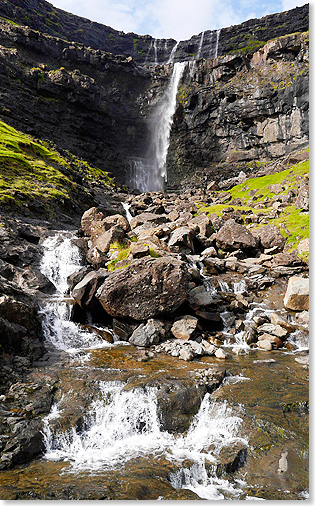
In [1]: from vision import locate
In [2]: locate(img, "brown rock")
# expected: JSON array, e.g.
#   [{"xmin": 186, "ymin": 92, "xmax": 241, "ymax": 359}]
[
  {"xmin": 252, "ymin": 224, "xmax": 286, "ymax": 251},
  {"xmin": 96, "ymin": 257, "xmax": 189, "ymax": 320},
  {"xmin": 168, "ymin": 226, "xmax": 195, "ymax": 253},
  {"xmin": 216, "ymin": 219, "xmax": 258, "ymax": 252},
  {"xmin": 72, "ymin": 269, "xmax": 109, "ymax": 308},
  {"xmin": 284, "ymin": 276, "xmax": 309, "ymax": 311},
  {"xmin": 171, "ymin": 316, "xmax": 198, "ymax": 340}
]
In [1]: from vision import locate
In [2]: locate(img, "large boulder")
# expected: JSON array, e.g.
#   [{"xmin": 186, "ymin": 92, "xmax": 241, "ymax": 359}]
[
  {"xmin": 216, "ymin": 219, "xmax": 258, "ymax": 252},
  {"xmin": 284, "ymin": 276, "xmax": 309, "ymax": 311},
  {"xmin": 96, "ymin": 257, "xmax": 189, "ymax": 320},
  {"xmin": 252, "ymin": 224, "xmax": 286, "ymax": 251},
  {"xmin": 130, "ymin": 213, "xmax": 168, "ymax": 230},
  {"xmin": 87, "ymin": 226, "xmax": 125, "ymax": 267},
  {"xmin": 188, "ymin": 286, "xmax": 221, "ymax": 309},
  {"xmin": 187, "ymin": 214, "xmax": 213, "ymax": 237},
  {"xmin": 81, "ymin": 207, "xmax": 106, "ymax": 236}
]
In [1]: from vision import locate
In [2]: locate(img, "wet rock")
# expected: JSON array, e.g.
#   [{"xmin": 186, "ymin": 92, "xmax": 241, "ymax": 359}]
[
  {"xmin": 188, "ymin": 286, "xmax": 221, "ymax": 309},
  {"xmin": 284, "ymin": 276, "xmax": 309, "ymax": 311},
  {"xmin": 168, "ymin": 227, "xmax": 194, "ymax": 254},
  {"xmin": 96, "ymin": 257, "xmax": 189, "ymax": 320},
  {"xmin": 215, "ymin": 442, "xmax": 248, "ymax": 475},
  {"xmin": 257, "ymin": 323, "xmax": 288, "ymax": 339},
  {"xmin": 72, "ymin": 269, "xmax": 109, "ymax": 308},
  {"xmin": 88, "ymin": 226, "xmax": 125, "ymax": 264},
  {"xmin": 171, "ymin": 316, "xmax": 198, "ymax": 341},
  {"xmin": 112, "ymin": 319, "xmax": 137, "ymax": 341},
  {"xmin": 67, "ymin": 266, "xmax": 93, "ymax": 291},
  {"xmin": 257, "ymin": 339, "xmax": 273, "ymax": 351},
  {"xmin": 216, "ymin": 219, "xmax": 258, "ymax": 252},
  {"xmin": 244, "ymin": 327, "xmax": 257, "ymax": 345},
  {"xmin": 258, "ymin": 333, "xmax": 283, "ymax": 348},
  {"xmin": 270, "ymin": 313, "xmax": 296, "ymax": 332},
  {"xmin": 81, "ymin": 207, "xmax": 106, "ymax": 236},
  {"xmin": 215, "ymin": 348, "xmax": 228, "ymax": 359},
  {"xmin": 252, "ymin": 224, "xmax": 286, "ymax": 251},
  {"xmin": 179, "ymin": 348, "xmax": 194, "ymax": 361},
  {"xmin": 294, "ymin": 310, "xmax": 309, "ymax": 326},
  {"xmin": 129, "ymin": 319, "xmax": 165, "ymax": 348}
]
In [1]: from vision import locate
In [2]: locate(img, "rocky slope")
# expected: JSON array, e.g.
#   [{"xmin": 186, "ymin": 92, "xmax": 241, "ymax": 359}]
[{"xmin": 0, "ymin": 0, "xmax": 308, "ymax": 63}]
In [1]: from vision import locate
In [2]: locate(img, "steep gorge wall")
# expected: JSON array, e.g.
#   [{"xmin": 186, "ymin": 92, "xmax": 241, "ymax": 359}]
[{"xmin": 166, "ymin": 32, "xmax": 309, "ymax": 188}]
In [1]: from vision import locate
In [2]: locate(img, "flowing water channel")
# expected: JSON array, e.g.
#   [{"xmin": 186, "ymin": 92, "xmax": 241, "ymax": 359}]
[{"xmin": 0, "ymin": 233, "xmax": 309, "ymax": 500}]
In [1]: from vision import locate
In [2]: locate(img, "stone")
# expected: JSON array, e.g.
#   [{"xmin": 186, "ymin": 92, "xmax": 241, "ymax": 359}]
[
  {"xmin": 284, "ymin": 276, "xmax": 309, "ymax": 311},
  {"xmin": 179, "ymin": 348, "xmax": 194, "ymax": 361},
  {"xmin": 252, "ymin": 224, "xmax": 286, "ymax": 251},
  {"xmin": 258, "ymin": 333, "xmax": 283, "ymax": 348},
  {"xmin": 257, "ymin": 323, "xmax": 288, "ymax": 338},
  {"xmin": 168, "ymin": 227, "xmax": 194, "ymax": 253},
  {"xmin": 270, "ymin": 313, "xmax": 296, "ymax": 333},
  {"xmin": 130, "ymin": 243, "xmax": 150, "ymax": 259},
  {"xmin": 96, "ymin": 256, "xmax": 189, "ymax": 320},
  {"xmin": 81, "ymin": 207, "xmax": 105, "ymax": 236},
  {"xmin": 72, "ymin": 269, "xmax": 109, "ymax": 308},
  {"xmin": 215, "ymin": 348, "xmax": 228, "ymax": 359},
  {"xmin": 216, "ymin": 219, "xmax": 258, "ymax": 252},
  {"xmin": 200, "ymin": 340, "xmax": 216, "ymax": 356},
  {"xmin": 187, "ymin": 214, "xmax": 213, "ymax": 237},
  {"xmin": 130, "ymin": 213, "xmax": 168, "ymax": 230},
  {"xmin": 201, "ymin": 247, "xmax": 217, "ymax": 257},
  {"xmin": 188, "ymin": 286, "xmax": 221, "ymax": 309},
  {"xmin": 112, "ymin": 319, "xmax": 137, "ymax": 341},
  {"xmin": 268, "ymin": 183, "xmax": 284, "ymax": 194},
  {"xmin": 257, "ymin": 339, "xmax": 273, "ymax": 351},
  {"xmin": 87, "ymin": 226, "xmax": 125, "ymax": 267},
  {"xmin": 295, "ymin": 178, "xmax": 309, "ymax": 210},
  {"xmin": 297, "ymin": 238, "xmax": 309, "ymax": 256},
  {"xmin": 129, "ymin": 319, "xmax": 165, "ymax": 348},
  {"xmin": 171, "ymin": 316, "xmax": 198, "ymax": 340},
  {"xmin": 272, "ymin": 252, "xmax": 300, "ymax": 267},
  {"xmin": 295, "ymin": 310, "xmax": 309, "ymax": 326}
]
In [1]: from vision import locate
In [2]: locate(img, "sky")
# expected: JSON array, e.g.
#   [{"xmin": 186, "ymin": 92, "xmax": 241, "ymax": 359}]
[{"xmin": 50, "ymin": 0, "xmax": 308, "ymax": 40}]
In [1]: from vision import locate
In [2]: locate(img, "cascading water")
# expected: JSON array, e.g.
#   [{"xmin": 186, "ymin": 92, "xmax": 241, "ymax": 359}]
[
  {"xmin": 40, "ymin": 232, "xmax": 112, "ymax": 353},
  {"xmin": 43, "ymin": 381, "xmax": 247, "ymax": 498},
  {"xmin": 130, "ymin": 61, "xmax": 186, "ymax": 192},
  {"xmin": 196, "ymin": 31, "xmax": 205, "ymax": 59},
  {"xmin": 214, "ymin": 29, "xmax": 221, "ymax": 58},
  {"xmin": 167, "ymin": 41, "xmax": 179, "ymax": 63}
]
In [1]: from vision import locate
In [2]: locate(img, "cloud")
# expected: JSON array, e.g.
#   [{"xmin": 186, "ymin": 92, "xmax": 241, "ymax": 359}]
[{"xmin": 50, "ymin": 0, "xmax": 306, "ymax": 41}]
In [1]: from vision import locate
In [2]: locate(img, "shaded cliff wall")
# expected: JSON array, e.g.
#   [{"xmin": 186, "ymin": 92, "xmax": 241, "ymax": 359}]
[
  {"xmin": 0, "ymin": 0, "xmax": 309, "ymax": 64},
  {"xmin": 166, "ymin": 32, "xmax": 309, "ymax": 188},
  {"xmin": 0, "ymin": 23, "xmax": 162, "ymax": 182}
]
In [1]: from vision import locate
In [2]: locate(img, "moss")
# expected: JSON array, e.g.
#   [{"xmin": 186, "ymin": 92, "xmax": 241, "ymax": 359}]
[
  {"xmin": 149, "ymin": 248, "xmax": 160, "ymax": 258},
  {"xmin": 0, "ymin": 16, "xmax": 20, "ymax": 26},
  {"xmin": 0, "ymin": 119, "xmax": 112, "ymax": 212}
]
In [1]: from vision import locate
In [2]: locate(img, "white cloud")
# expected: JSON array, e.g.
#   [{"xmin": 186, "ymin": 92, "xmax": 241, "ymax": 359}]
[{"xmin": 281, "ymin": 0, "xmax": 307, "ymax": 10}]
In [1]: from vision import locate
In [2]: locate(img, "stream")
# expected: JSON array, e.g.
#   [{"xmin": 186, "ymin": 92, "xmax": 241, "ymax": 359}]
[{"xmin": 0, "ymin": 232, "xmax": 309, "ymax": 500}]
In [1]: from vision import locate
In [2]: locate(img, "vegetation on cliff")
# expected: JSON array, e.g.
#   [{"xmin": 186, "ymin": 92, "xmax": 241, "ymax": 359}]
[{"xmin": 0, "ymin": 120, "xmax": 112, "ymax": 216}]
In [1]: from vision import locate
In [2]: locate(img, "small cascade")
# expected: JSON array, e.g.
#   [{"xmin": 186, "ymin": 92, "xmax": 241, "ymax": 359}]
[
  {"xmin": 233, "ymin": 279, "xmax": 247, "ymax": 295},
  {"xmin": 122, "ymin": 202, "xmax": 133, "ymax": 223},
  {"xmin": 218, "ymin": 280, "xmax": 232, "ymax": 293},
  {"xmin": 153, "ymin": 39, "xmax": 159, "ymax": 64},
  {"xmin": 43, "ymin": 383, "xmax": 247, "ymax": 493},
  {"xmin": 40, "ymin": 232, "xmax": 112, "ymax": 353},
  {"xmin": 196, "ymin": 31, "xmax": 205, "ymax": 59},
  {"xmin": 144, "ymin": 40, "xmax": 153, "ymax": 65},
  {"xmin": 214, "ymin": 29, "xmax": 221, "ymax": 58},
  {"xmin": 167, "ymin": 41, "xmax": 179, "ymax": 64}
]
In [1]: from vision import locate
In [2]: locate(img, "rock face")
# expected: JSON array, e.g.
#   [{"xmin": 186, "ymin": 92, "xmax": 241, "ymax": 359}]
[
  {"xmin": 284, "ymin": 276, "xmax": 309, "ymax": 311},
  {"xmin": 96, "ymin": 257, "xmax": 190, "ymax": 320},
  {"xmin": 0, "ymin": 0, "xmax": 308, "ymax": 64}
]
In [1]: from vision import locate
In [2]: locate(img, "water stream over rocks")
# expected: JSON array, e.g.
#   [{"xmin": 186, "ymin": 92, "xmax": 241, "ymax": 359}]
[{"xmin": 0, "ymin": 232, "xmax": 308, "ymax": 499}]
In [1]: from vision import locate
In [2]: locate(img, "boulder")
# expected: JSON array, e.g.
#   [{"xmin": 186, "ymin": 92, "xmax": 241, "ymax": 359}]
[
  {"xmin": 130, "ymin": 213, "xmax": 168, "ymax": 230},
  {"xmin": 257, "ymin": 323, "xmax": 288, "ymax": 339},
  {"xmin": 270, "ymin": 313, "xmax": 296, "ymax": 333},
  {"xmin": 188, "ymin": 286, "xmax": 221, "ymax": 309},
  {"xmin": 295, "ymin": 179, "xmax": 309, "ymax": 210},
  {"xmin": 81, "ymin": 207, "xmax": 105, "ymax": 236},
  {"xmin": 87, "ymin": 226, "xmax": 125, "ymax": 267},
  {"xmin": 96, "ymin": 257, "xmax": 189, "ymax": 320},
  {"xmin": 257, "ymin": 339, "xmax": 273, "ymax": 351},
  {"xmin": 297, "ymin": 238, "xmax": 309, "ymax": 256},
  {"xmin": 252, "ymin": 224, "xmax": 285, "ymax": 251},
  {"xmin": 258, "ymin": 333, "xmax": 283, "ymax": 348},
  {"xmin": 112, "ymin": 319, "xmax": 137, "ymax": 341},
  {"xmin": 171, "ymin": 316, "xmax": 198, "ymax": 340},
  {"xmin": 168, "ymin": 227, "xmax": 195, "ymax": 254},
  {"xmin": 216, "ymin": 219, "xmax": 258, "ymax": 252},
  {"xmin": 187, "ymin": 214, "xmax": 213, "ymax": 237},
  {"xmin": 284, "ymin": 276, "xmax": 309, "ymax": 311},
  {"xmin": 272, "ymin": 252, "xmax": 300, "ymax": 267},
  {"xmin": 129, "ymin": 319, "xmax": 165, "ymax": 348},
  {"xmin": 72, "ymin": 269, "xmax": 109, "ymax": 308},
  {"xmin": 215, "ymin": 348, "xmax": 228, "ymax": 359}
]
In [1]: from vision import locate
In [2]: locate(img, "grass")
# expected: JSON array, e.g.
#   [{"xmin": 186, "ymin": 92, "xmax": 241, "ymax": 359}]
[
  {"xmin": 0, "ymin": 119, "xmax": 112, "ymax": 213},
  {"xmin": 197, "ymin": 158, "xmax": 309, "ymax": 258}
]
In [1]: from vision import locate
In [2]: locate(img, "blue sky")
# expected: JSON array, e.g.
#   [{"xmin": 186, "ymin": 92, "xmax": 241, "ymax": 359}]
[{"xmin": 50, "ymin": 0, "xmax": 308, "ymax": 40}]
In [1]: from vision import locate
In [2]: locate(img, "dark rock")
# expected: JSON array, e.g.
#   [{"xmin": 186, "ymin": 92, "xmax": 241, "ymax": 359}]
[
  {"xmin": 112, "ymin": 319, "xmax": 137, "ymax": 341},
  {"xmin": 168, "ymin": 227, "xmax": 195, "ymax": 254},
  {"xmin": 252, "ymin": 224, "xmax": 286, "ymax": 251},
  {"xmin": 216, "ymin": 219, "xmax": 258, "ymax": 252},
  {"xmin": 129, "ymin": 319, "xmax": 165, "ymax": 347},
  {"xmin": 72, "ymin": 269, "xmax": 109, "ymax": 308},
  {"xmin": 96, "ymin": 257, "xmax": 189, "ymax": 320}
]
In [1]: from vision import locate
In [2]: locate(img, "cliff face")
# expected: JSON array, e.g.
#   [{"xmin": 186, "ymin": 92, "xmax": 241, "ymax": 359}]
[
  {"xmin": 0, "ymin": 0, "xmax": 309, "ymax": 63},
  {"xmin": 166, "ymin": 32, "xmax": 309, "ymax": 187},
  {"xmin": 0, "ymin": 23, "xmax": 159, "ymax": 182}
]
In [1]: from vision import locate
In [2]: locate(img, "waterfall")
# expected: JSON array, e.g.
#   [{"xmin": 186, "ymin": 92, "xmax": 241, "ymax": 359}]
[
  {"xmin": 196, "ymin": 31, "xmax": 205, "ymax": 59},
  {"xmin": 122, "ymin": 202, "xmax": 133, "ymax": 223},
  {"xmin": 131, "ymin": 61, "xmax": 186, "ymax": 192},
  {"xmin": 214, "ymin": 29, "xmax": 221, "ymax": 58},
  {"xmin": 43, "ymin": 383, "xmax": 246, "ymax": 487},
  {"xmin": 40, "ymin": 232, "xmax": 112, "ymax": 353},
  {"xmin": 154, "ymin": 39, "xmax": 158, "ymax": 64},
  {"xmin": 144, "ymin": 40, "xmax": 153, "ymax": 65},
  {"xmin": 167, "ymin": 41, "xmax": 179, "ymax": 64}
]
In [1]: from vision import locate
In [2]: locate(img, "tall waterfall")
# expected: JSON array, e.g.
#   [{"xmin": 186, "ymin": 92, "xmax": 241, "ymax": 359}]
[
  {"xmin": 130, "ymin": 61, "xmax": 186, "ymax": 192},
  {"xmin": 40, "ymin": 232, "xmax": 112, "ymax": 352}
]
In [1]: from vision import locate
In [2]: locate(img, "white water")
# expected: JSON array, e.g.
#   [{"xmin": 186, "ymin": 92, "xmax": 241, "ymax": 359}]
[
  {"xmin": 167, "ymin": 41, "xmax": 179, "ymax": 63},
  {"xmin": 131, "ymin": 61, "xmax": 186, "ymax": 192},
  {"xmin": 214, "ymin": 29, "xmax": 221, "ymax": 58},
  {"xmin": 154, "ymin": 38, "xmax": 159, "ymax": 64},
  {"xmin": 44, "ymin": 382, "xmax": 247, "ymax": 494},
  {"xmin": 122, "ymin": 202, "xmax": 133, "ymax": 223},
  {"xmin": 196, "ymin": 31, "xmax": 205, "ymax": 59},
  {"xmin": 40, "ymin": 232, "xmax": 112, "ymax": 353}
]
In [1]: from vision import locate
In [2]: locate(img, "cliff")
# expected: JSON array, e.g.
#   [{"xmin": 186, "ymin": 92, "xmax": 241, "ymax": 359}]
[{"xmin": 0, "ymin": 0, "xmax": 309, "ymax": 63}]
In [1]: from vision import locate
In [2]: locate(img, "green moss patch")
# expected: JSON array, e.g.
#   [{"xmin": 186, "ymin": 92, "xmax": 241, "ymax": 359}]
[{"xmin": 0, "ymin": 119, "xmax": 113, "ymax": 213}]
